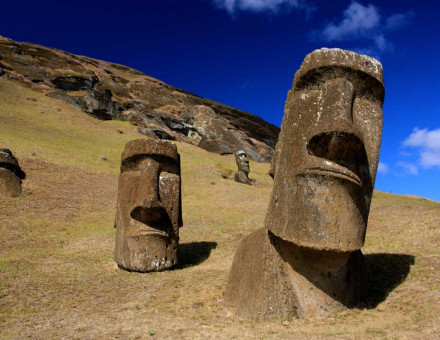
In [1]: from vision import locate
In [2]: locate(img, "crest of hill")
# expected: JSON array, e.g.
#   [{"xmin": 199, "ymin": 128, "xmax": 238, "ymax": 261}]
[{"xmin": 0, "ymin": 35, "xmax": 279, "ymax": 162}]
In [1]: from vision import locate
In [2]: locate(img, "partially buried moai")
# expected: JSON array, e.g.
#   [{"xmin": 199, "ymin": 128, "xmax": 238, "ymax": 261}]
[
  {"xmin": 225, "ymin": 48, "xmax": 384, "ymax": 320},
  {"xmin": 114, "ymin": 139, "xmax": 182, "ymax": 272},
  {"xmin": 234, "ymin": 150, "xmax": 251, "ymax": 185},
  {"xmin": 0, "ymin": 148, "xmax": 26, "ymax": 197}
]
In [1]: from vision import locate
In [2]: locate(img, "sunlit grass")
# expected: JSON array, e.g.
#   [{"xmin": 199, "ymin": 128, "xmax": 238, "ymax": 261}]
[{"xmin": 1, "ymin": 77, "xmax": 439, "ymax": 339}]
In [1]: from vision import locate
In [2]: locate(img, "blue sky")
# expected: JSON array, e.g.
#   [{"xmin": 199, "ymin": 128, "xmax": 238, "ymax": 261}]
[{"xmin": 1, "ymin": 0, "xmax": 439, "ymax": 201}]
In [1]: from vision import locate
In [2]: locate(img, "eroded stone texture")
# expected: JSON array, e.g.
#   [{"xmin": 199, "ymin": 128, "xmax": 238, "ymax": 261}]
[
  {"xmin": 114, "ymin": 139, "xmax": 182, "ymax": 272},
  {"xmin": 0, "ymin": 148, "xmax": 26, "ymax": 197},
  {"xmin": 234, "ymin": 150, "xmax": 251, "ymax": 185},
  {"xmin": 225, "ymin": 48, "xmax": 384, "ymax": 320}
]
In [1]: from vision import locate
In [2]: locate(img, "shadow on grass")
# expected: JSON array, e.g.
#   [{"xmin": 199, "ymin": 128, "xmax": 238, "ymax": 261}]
[
  {"xmin": 364, "ymin": 253, "xmax": 415, "ymax": 308},
  {"xmin": 176, "ymin": 241, "xmax": 218, "ymax": 269}
]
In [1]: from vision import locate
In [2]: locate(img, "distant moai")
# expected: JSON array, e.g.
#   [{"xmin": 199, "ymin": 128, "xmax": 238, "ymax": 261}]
[
  {"xmin": 114, "ymin": 139, "xmax": 182, "ymax": 272},
  {"xmin": 225, "ymin": 48, "xmax": 384, "ymax": 320},
  {"xmin": 234, "ymin": 150, "xmax": 251, "ymax": 185},
  {"xmin": 0, "ymin": 148, "xmax": 26, "ymax": 197}
]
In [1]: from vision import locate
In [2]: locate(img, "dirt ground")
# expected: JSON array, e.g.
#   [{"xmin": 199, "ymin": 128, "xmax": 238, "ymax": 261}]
[{"xmin": 1, "ymin": 78, "xmax": 440, "ymax": 339}]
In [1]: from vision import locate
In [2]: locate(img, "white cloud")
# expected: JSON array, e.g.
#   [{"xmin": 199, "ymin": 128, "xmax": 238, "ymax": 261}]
[
  {"xmin": 377, "ymin": 162, "xmax": 388, "ymax": 174},
  {"xmin": 397, "ymin": 161, "xmax": 418, "ymax": 175},
  {"xmin": 319, "ymin": 2, "xmax": 413, "ymax": 56},
  {"xmin": 403, "ymin": 128, "xmax": 440, "ymax": 150},
  {"xmin": 403, "ymin": 127, "xmax": 440, "ymax": 168},
  {"xmin": 420, "ymin": 150, "xmax": 440, "ymax": 168},
  {"xmin": 212, "ymin": 0, "xmax": 309, "ymax": 15},
  {"xmin": 322, "ymin": 2, "xmax": 380, "ymax": 41}
]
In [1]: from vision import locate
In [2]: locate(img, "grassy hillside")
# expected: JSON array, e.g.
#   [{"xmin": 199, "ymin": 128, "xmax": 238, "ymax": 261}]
[
  {"xmin": 0, "ymin": 35, "xmax": 280, "ymax": 162},
  {"xmin": 1, "ymin": 77, "xmax": 439, "ymax": 339}
]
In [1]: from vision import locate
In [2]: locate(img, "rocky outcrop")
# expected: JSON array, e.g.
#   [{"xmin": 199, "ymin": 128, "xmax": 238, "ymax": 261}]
[{"xmin": 0, "ymin": 35, "xmax": 279, "ymax": 162}]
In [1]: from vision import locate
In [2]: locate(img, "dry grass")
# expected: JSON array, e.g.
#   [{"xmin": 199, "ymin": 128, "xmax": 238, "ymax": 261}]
[{"xmin": 1, "ymin": 77, "xmax": 439, "ymax": 339}]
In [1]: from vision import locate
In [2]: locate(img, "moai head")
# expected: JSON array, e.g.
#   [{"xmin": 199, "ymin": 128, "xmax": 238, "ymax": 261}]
[
  {"xmin": 114, "ymin": 139, "xmax": 182, "ymax": 272},
  {"xmin": 0, "ymin": 148, "xmax": 26, "ymax": 197},
  {"xmin": 265, "ymin": 48, "xmax": 384, "ymax": 252},
  {"xmin": 235, "ymin": 150, "xmax": 250, "ymax": 175},
  {"xmin": 234, "ymin": 150, "xmax": 251, "ymax": 185}
]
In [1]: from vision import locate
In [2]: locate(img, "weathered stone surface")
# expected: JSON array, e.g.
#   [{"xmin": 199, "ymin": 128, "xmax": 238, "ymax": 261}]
[
  {"xmin": 114, "ymin": 139, "xmax": 182, "ymax": 272},
  {"xmin": 0, "ymin": 148, "xmax": 26, "ymax": 197},
  {"xmin": 198, "ymin": 137, "xmax": 235, "ymax": 155},
  {"xmin": 234, "ymin": 150, "xmax": 251, "ymax": 185},
  {"xmin": 51, "ymin": 74, "xmax": 97, "ymax": 91},
  {"xmin": 138, "ymin": 127, "xmax": 175, "ymax": 140},
  {"xmin": 225, "ymin": 48, "xmax": 384, "ymax": 320},
  {"xmin": 0, "ymin": 35, "xmax": 279, "ymax": 162},
  {"xmin": 81, "ymin": 83, "xmax": 116, "ymax": 120}
]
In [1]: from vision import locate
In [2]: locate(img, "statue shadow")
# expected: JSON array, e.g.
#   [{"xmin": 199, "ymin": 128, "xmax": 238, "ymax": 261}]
[
  {"xmin": 176, "ymin": 241, "xmax": 218, "ymax": 269},
  {"xmin": 364, "ymin": 253, "xmax": 415, "ymax": 308}
]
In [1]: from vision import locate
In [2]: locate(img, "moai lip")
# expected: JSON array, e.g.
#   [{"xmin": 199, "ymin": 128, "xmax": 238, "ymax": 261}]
[
  {"xmin": 0, "ymin": 148, "xmax": 26, "ymax": 197},
  {"xmin": 114, "ymin": 139, "xmax": 182, "ymax": 272},
  {"xmin": 234, "ymin": 150, "xmax": 251, "ymax": 185},
  {"xmin": 225, "ymin": 48, "xmax": 384, "ymax": 320}
]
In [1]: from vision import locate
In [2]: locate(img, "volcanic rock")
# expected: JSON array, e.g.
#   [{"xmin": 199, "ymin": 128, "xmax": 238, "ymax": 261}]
[{"xmin": 0, "ymin": 35, "xmax": 279, "ymax": 162}]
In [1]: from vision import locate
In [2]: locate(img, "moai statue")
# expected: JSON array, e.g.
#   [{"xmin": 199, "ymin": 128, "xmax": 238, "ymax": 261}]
[
  {"xmin": 0, "ymin": 148, "xmax": 26, "ymax": 197},
  {"xmin": 114, "ymin": 139, "xmax": 182, "ymax": 272},
  {"xmin": 234, "ymin": 150, "xmax": 251, "ymax": 185},
  {"xmin": 225, "ymin": 48, "xmax": 384, "ymax": 320}
]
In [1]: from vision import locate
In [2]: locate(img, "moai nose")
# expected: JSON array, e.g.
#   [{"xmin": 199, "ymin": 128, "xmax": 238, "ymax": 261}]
[
  {"xmin": 135, "ymin": 158, "xmax": 161, "ymax": 209},
  {"xmin": 321, "ymin": 78, "xmax": 355, "ymax": 128}
]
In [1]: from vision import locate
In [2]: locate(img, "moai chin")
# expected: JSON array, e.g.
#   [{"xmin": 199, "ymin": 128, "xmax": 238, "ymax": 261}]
[
  {"xmin": 225, "ymin": 48, "xmax": 384, "ymax": 320},
  {"xmin": 114, "ymin": 139, "xmax": 182, "ymax": 272},
  {"xmin": 234, "ymin": 150, "xmax": 251, "ymax": 185},
  {"xmin": 0, "ymin": 148, "xmax": 26, "ymax": 197}
]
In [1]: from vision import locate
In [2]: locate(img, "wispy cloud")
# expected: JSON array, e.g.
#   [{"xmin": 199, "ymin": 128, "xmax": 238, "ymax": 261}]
[
  {"xmin": 397, "ymin": 161, "xmax": 419, "ymax": 175},
  {"xmin": 322, "ymin": 2, "xmax": 380, "ymax": 42},
  {"xmin": 317, "ymin": 2, "xmax": 413, "ymax": 56},
  {"xmin": 385, "ymin": 12, "xmax": 413, "ymax": 30},
  {"xmin": 377, "ymin": 162, "xmax": 389, "ymax": 174},
  {"xmin": 403, "ymin": 127, "xmax": 440, "ymax": 168},
  {"xmin": 212, "ymin": 0, "xmax": 312, "ymax": 15}
]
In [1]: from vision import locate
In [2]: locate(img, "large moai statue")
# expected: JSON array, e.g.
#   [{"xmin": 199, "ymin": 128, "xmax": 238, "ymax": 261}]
[
  {"xmin": 225, "ymin": 48, "xmax": 384, "ymax": 320},
  {"xmin": 0, "ymin": 148, "xmax": 26, "ymax": 197},
  {"xmin": 114, "ymin": 139, "xmax": 182, "ymax": 272},
  {"xmin": 234, "ymin": 150, "xmax": 251, "ymax": 185}
]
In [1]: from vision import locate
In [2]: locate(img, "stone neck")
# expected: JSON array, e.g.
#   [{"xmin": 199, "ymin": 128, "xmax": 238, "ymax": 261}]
[{"xmin": 268, "ymin": 231, "xmax": 365, "ymax": 317}]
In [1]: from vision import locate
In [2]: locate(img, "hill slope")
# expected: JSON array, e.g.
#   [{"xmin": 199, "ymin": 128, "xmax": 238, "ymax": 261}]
[
  {"xmin": 0, "ymin": 35, "xmax": 280, "ymax": 162},
  {"xmin": 1, "ymin": 76, "xmax": 440, "ymax": 339}
]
